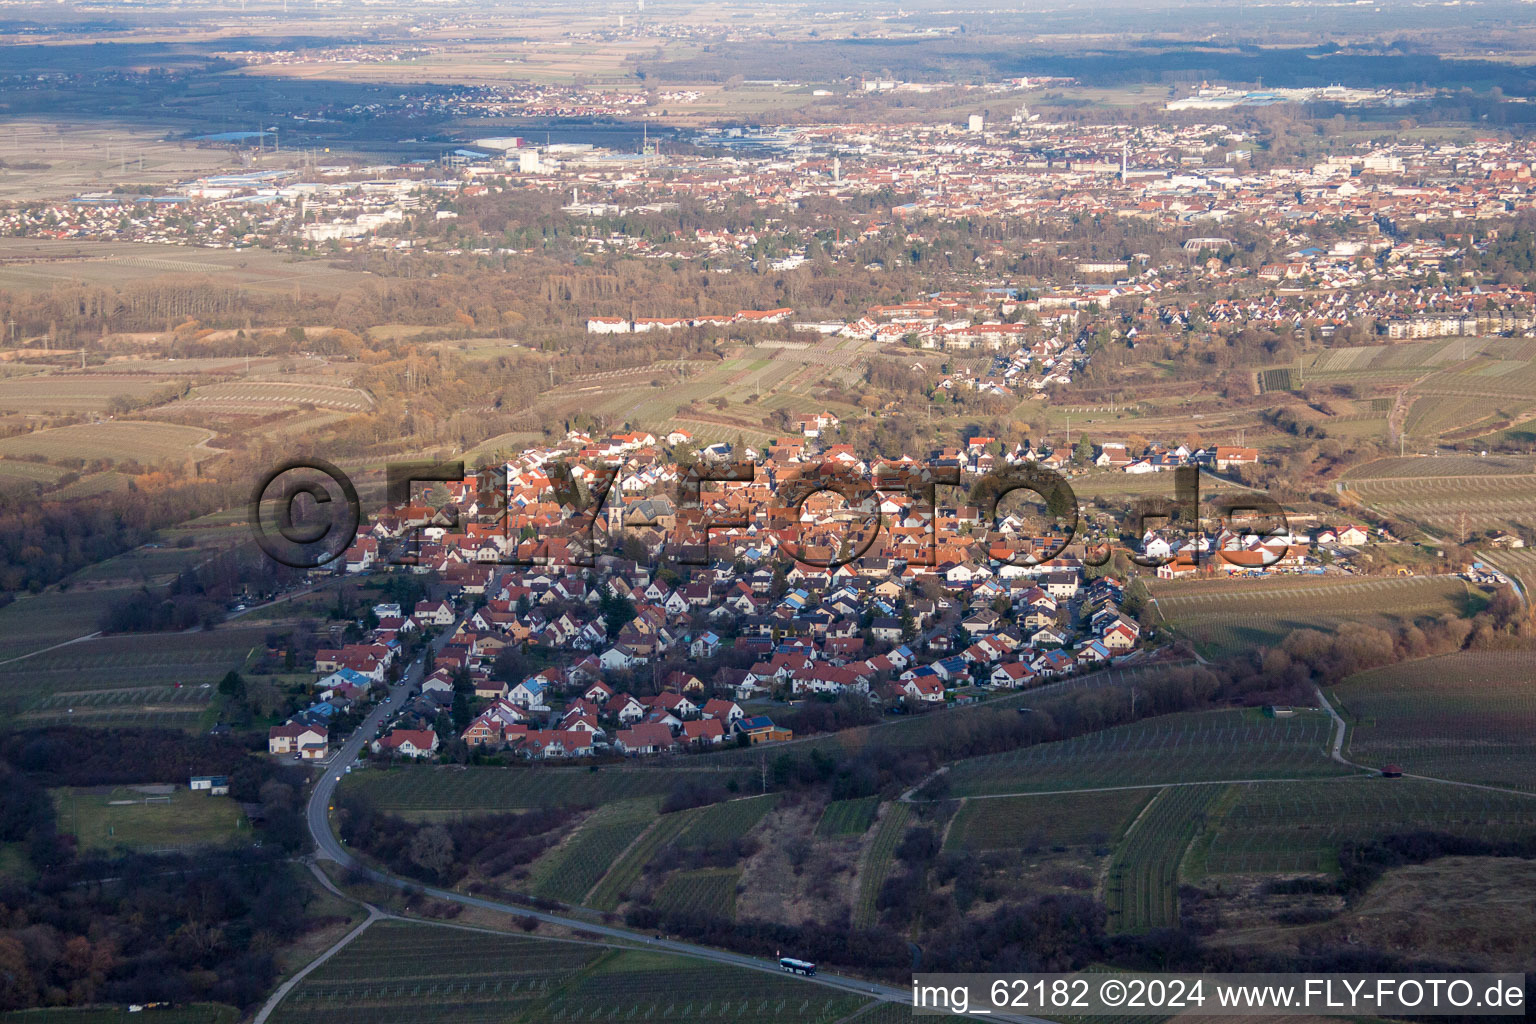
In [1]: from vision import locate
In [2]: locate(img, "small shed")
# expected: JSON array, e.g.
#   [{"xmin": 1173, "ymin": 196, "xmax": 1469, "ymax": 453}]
[
  {"xmin": 1380, "ymin": 764, "xmax": 1404, "ymax": 779},
  {"xmin": 189, "ymin": 775, "xmax": 230, "ymax": 796}
]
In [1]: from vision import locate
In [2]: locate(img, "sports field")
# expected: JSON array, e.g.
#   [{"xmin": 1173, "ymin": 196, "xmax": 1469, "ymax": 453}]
[{"xmin": 54, "ymin": 786, "xmax": 248, "ymax": 854}]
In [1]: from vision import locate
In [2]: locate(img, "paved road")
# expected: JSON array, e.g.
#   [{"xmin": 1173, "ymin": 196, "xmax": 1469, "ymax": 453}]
[{"xmin": 299, "ymin": 620, "xmax": 1048, "ymax": 1023}]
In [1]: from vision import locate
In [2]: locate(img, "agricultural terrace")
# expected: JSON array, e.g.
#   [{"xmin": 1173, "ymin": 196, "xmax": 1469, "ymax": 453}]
[
  {"xmin": 0, "ymin": 421, "xmax": 214, "ymax": 466},
  {"xmin": 1330, "ymin": 650, "xmax": 1536, "ymax": 792},
  {"xmin": 1105, "ymin": 784, "xmax": 1223, "ymax": 933},
  {"xmin": 1342, "ymin": 467, "xmax": 1536, "ymax": 537},
  {"xmin": 1300, "ymin": 336, "xmax": 1503, "ymax": 382},
  {"xmin": 1149, "ymin": 575, "xmax": 1473, "ymax": 659},
  {"xmin": 696, "ymin": 664, "xmax": 1179, "ymax": 766},
  {"xmin": 1193, "ymin": 779, "xmax": 1536, "ymax": 876},
  {"xmin": 853, "ymin": 802, "xmax": 909, "ymax": 929},
  {"xmin": 175, "ymin": 380, "xmax": 373, "ymax": 413},
  {"xmin": 0, "ymin": 237, "xmax": 373, "ymax": 294},
  {"xmin": 0, "ymin": 1006, "xmax": 237, "ymax": 1024},
  {"xmin": 0, "ymin": 587, "xmax": 131, "ymax": 661},
  {"xmin": 527, "ymin": 797, "xmax": 658, "ymax": 904},
  {"xmin": 942, "ymin": 709, "xmax": 1353, "ymax": 799},
  {"xmin": 816, "ymin": 796, "xmax": 880, "ymax": 837},
  {"xmin": 0, "ymin": 627, "xmax": 264, "ymax": 731},
  {"xmin": 1342, "ymin": 453, "xmax": 1536, "ymax": 482},
  {"xmin": 0, "ymin": 374, "xmax": 184, "ymax": 414},
  {"xmin": 341, "ymin": 765, "xmax": 756, "ymax": 817},
  {"xmin": 54, "ymin": 786, "xmax": 248, "ymax": 854},
  {"xmin": 653, "ymin": 867, "xmax": 742, "ymax": 919},
  {"xmin": 944, "ymin": 789, "xmax": 1152, "ymax": 852},
  {"xmin": 584, "ymin": 795, "xmax": 777, "ymax": 912},
  {"xmin": 585, "ymin": 807, "xmax": 697, "ymax": 912},
  {"xmin": 267, "ymin": 922, "xmax": 872, "ymax": 1024}
]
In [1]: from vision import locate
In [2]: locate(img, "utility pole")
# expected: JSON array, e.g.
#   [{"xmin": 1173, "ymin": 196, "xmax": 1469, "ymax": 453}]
[{"xmin": 759, "ymin": 754, "xmax": 768, "ymax": 796}]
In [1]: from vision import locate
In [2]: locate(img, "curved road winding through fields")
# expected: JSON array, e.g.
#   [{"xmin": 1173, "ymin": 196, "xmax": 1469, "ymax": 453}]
[{"xmin": 299, "ymin": 633, "xmax": 1050, "ymax": 1024}]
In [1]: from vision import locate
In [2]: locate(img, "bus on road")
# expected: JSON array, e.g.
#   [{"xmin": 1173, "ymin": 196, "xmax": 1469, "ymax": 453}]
[{"xmin": 779, "ymin": 957, "xmax": 816, "ymax": 976}]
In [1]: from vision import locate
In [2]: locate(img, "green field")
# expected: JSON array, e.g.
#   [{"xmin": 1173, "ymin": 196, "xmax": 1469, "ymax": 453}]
[
  {"xmin": 853, "ymin": 802, "xmax": 909, "ymax": 929},
  {"xmin": 270, "ymin": 922, "xmax": 866, "ymax": 1024},
  {"xmin": 1331, "ymin": 650, "xmax": 1536, "ymax": 792},
  {"xmin": 945, "ymin": 789, "xmax": 1152, "ymax": 852},
  {"xmin": 1195, "ymin": 778, "xmax": 1536, "ymax": 876},
  {"xmin": 53, "ymin": 786, "xmax": 248, "ymax": 854},
  {"xmin": 816, "ymin": 796, "xmax": 880, "ymax": 837},
  {"xmin": 342, "ymin": 765, "xmax": 756, "ymax": 816},
  {"xmin": 526, "ymin": 797, "xmax": 658, "ymax": 904},
  {"xmin": 653, "ymin": 867, "xmax": 742, "ymax": 919},
  {"xmin": 1150, "ymin": 575, "xmax": 1472, "ymax": 659},
  {"xmin": 1106, "ymin": 784, "xmax": 1224, "ymax": 933},
  {"xmin": 943, "ymin": 709, "xmax": 1353, "ymax": 798}
]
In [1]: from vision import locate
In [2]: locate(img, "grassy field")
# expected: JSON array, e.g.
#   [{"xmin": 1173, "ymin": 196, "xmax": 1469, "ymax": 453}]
[
  {"xmin": 853, "ymin": 802, "xmax": 909, "ymax": 929},
  {"xmin": 54, "ymin": 786, "xmax": 248, "ymax": 854},
  {"xmin": 270, "ymin": 919, "xmax": 871, "ymax": 1023},
  {"xmin": 653, "ymin": 867, "xmax": 742, "ymax": 919},
  {"xmin": 342, "ymin": 765, "xmax": 756, "ymax": 816},
  {"xmin": 0, "ymin": 421, "xmax": 214, "ymax": 466},
  {"xmin": 1330, "ymin": 650, "xmax": 1536, "ymax": 792},
  {"xmin": 526, "ymin": 797, "xmax": 658, "ymax": 905},
  {"xmin": 943, "ymin": 709, "xmax": 1353, "ymax": 799},
  {"xmin": 815, "ymin": 796, "xmax": 880, "ymax": 837},
  {"xmin": 1105, "ymin": 784, "xmax": 1224, "ymax": 933},
  {"xmin": 944, "ymin": 789, "xmax": 1152, "ymax": 852},
  {"xmin": 1149, "ymin": 575, "xmax": 1472, "ymax": 659},
  {"xmin": 1194, "ymin": 778, "xmax": 1536, "ymax": 876}
]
